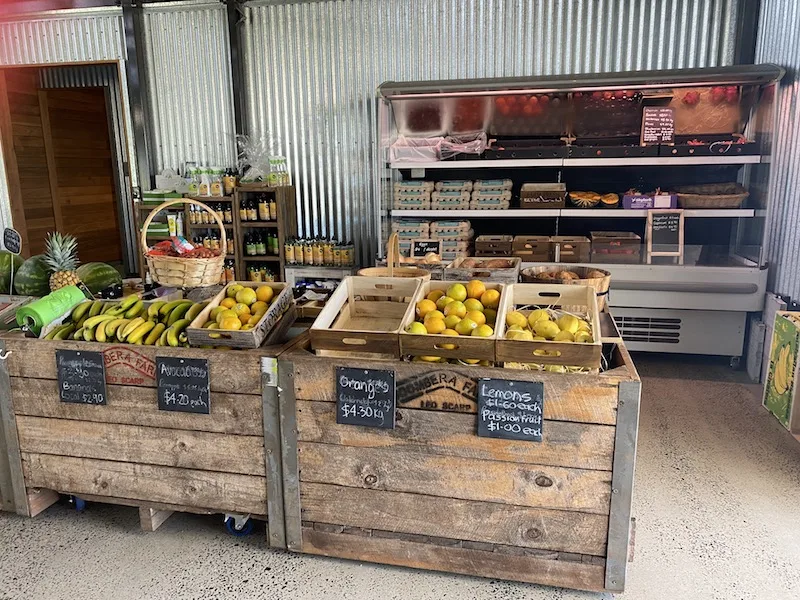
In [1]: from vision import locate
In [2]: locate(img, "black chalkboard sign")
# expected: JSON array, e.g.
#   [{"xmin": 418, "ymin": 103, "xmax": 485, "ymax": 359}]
[
  {"xmin": 336, "ymin": 367, "xmax": 395, "ymax": 428},
  {"xmin": 411, "ymin": 239, "xmax": 442, "ymax": 258},
  {"xmin": 156, "ymin": 357, "xmax": 210, "ymax": 414},
  {"xmin": 3, "ymin": 228, "xmax": 21, "ymax": 255},
  {"xmin": 477, "ymin": 378, "xmax": 543, "ymax": 442},
  {"xmin": 56, "ymin": 349, "xmax": 107, "ymax": 405},
  {"xmin": 647, "ymin": 209, "xmax": 684, "ymax": 264},
  {"xmin": 640, "ymin": 107, "xmax": 675, "ymax": 145}
]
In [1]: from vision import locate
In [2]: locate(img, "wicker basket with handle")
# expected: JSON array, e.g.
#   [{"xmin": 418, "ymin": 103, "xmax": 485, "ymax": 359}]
[
  {"xmin": 675, "ymin": 182, "xmax": 749, "ymax": 209},
  {"xmin": 358, "ymin": 232, "xmax": 432, "ymax": 280},
  {"xmin": 141, "ymin": 198, "xmax": 226, "ymax": 287}
]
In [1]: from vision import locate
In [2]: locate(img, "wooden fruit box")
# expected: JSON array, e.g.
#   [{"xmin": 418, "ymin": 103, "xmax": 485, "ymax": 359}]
[
  {"xmin": 399, "ymin": 280, "xmax": 505, "ymax": 363},
  {"xmin": 276, "ymin": 342, "xmax": 641, "ymax": 593},
  {"xmin": 186, "ymin": 282, "xmax": 295, "ymax": 349},
  {"xmin": 444, "ymin": 256, "xmax": 521, "ymax": 284},
  {"xmin": 495, "ymin": 283, "xmax": 602, "ymax": 369},
  {"xmin": 309, "ymin": 276, "xmax": 422, "ymax": 359}
]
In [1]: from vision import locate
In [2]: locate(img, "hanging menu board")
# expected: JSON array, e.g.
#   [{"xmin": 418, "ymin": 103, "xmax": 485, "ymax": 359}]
[
  {"xmin": 156, "ymin": 357, "xmax": 210, "ymax": 414},
  {"xmin": 640, "ymin": 107, "xmax": 675, "ymax": 145},
  {"xmin": 3, "ymin": 228, "xmax": 21, "ymax": 255},
  {"xmin": 411, "ymin": 239, "xmax": 442, "ymax": 258},
  {"xmin": 647, "ymin": 209, "xmax": 684, "ymax": 264},
  {"xmin": 56, "ymin": 349, "xmax": 107, "ymax": 405},
  {"xmin": 336, "ymin": 366, "xmax": 396, "ymax": 429},
  {"xmin": 477, "ymin": 378, "xmax": 544, "ymax": 442}
]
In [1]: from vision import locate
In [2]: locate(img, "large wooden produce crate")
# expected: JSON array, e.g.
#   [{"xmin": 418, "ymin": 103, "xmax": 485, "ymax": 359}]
[
  {"xmin": 0, "ymin": 333, "xmax": 290, "ymax": 544},
  {"xmin": 276, "ymin": 340, "xmax": 641, "ymax": 592}
]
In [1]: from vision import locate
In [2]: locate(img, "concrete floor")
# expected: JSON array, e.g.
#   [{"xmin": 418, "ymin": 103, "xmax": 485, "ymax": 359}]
[{"xmin": 2, "ymin": 357, "xmax": 800, "ymax": 599}]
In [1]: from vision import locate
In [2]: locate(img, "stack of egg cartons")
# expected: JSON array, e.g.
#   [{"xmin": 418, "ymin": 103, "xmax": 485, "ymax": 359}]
[
  {"xmin": 431, "ymin": 180, "xmax": 472, "ymax": 210},
  {"xmin": 430, "ymin": 219, "xmax": 473, "ymax": 262},
  {"xmin": 471, "ymin": 179, "xmax": 512, "ymax": 209},
  {"xmin": 393, "ymin": 181, "xmax": 433, "ymax": 210},
  {"xmin": 392, "ymin": 219, "xmax": 431, "ymax": 257}
]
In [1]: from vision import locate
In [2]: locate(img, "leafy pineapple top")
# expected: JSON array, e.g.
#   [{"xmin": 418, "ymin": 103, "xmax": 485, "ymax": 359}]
[{"xmin": 43, "ymin": 232, "xmax": 80, "ymax": 272}]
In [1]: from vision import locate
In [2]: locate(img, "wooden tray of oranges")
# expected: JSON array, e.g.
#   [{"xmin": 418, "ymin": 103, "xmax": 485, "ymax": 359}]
[
  {"xmin": 400, "ymin": 279, "xmax": 505, "ymax": 364},
  {"xmin": 186, "ymin": 281, "xmax": 295, "ymax": 349},
  {"xmin": 495, "ymin": 283, "xmax": 602, "ymax": 369}
]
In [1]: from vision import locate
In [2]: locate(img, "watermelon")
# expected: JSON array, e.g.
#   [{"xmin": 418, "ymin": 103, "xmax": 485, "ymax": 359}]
[
  {"xmin": 0, "ymin": 251, "xmax": 24, "ymax": 294},
  {"xmin": 14, "ymin": 254, "xmax": 50, "ymax": 296},
  {"xmin": 76, "ymin": 262, "xmax": 122, "ymax": 294}
]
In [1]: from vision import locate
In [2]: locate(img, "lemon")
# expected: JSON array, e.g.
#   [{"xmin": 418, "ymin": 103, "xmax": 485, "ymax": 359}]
[
  {"xmin": 446, "ymin": 283, "xmax": 467, "ymax": 302},
  {"xmin": 423, "ymin": 310, "xmax": 445, "ymax": 323},
  {"xmin": 455, "ymin": 317, "xmax": 478, "ymax": 336},
  {"xmin": 527, "ymin": 309, "xmax": 550, "ymax": 328},
  {"xmin": 534, "ymin": 320, "xmax": 560, "ymax": 340},
  {"xmin": 219, "ymin": 316, "xmax": 242, "ymax": 331},
  {"xmin": 472, "ymin": 324, "xmax": 494, "ymax": 337},
  {"xmin": 236, "ymin": 287, "xmax": 257, "ymax": 306},
  {"xmin": 444, "ymin": 301, "xmax": 467, "ymax": 319},
  {"xmin": 226, "ymin": 284, "xmax": 244, "ymax": 298},
  {"xmin": 553, "ymin": 330, "xmax": 575, "ymax": 342},
  {"xmin": 405, "ymin": 322, "xmax": 427, "ymax": 335},
  {"xmin": 463, "ymin": 298, "xmax": 484, "ymax": 313},
  {"xmin": 575, "ymin": 331, "xmax": 594, "ymax": 343},
  {"xmin": 427, "ymin": 289, "xmax": 445, "ymax": 303},
  {"xmin": 506, "ymin": 310, "xmax": 528, "ymax": 328},
  {"xmin": 216, "ymin": 309, "xmax": 238, "ymax": 324},
  {"xmin": 556, "ymin": 314, "xmax": 580, "ymax": 334},
  {"xmin": 436, "ymin": 295, "xmax": 456, "ymax": 311},
  {"xmin": 444, "ymin": 315, "xmax": 461, "ymax": 329}
]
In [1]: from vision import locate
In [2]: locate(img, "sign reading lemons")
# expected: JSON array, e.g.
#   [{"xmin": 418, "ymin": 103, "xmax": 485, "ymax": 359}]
[{"xmin": 477, "ymin": 378, "xmax": 544, "ymax": 442}]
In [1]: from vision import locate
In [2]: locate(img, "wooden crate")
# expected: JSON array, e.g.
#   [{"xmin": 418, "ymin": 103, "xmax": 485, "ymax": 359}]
[
  {"xmin": 0, "ymin": 333, "xmax": 289, "ymax": 545},
  {"xmin": 309, "ymin": 276, "xmax": 421, "ymax": 359},
  {"xmin": 445, "ymin": 256, "xmax": 521, "ymax": 284},
  {"xmin": 186, "ymin": 281, "xmax": 295, "ymax": 349},
  {"xmin": 277, "ymin": 342, "xmax": 641, "ymax": 592},
  {"xmin": 495, "ymin": 283, "xmax": 603, "ymax": 369},
  {"xmin": 399, "ymin": 280, "xmax": 504, "ymax": 363}
]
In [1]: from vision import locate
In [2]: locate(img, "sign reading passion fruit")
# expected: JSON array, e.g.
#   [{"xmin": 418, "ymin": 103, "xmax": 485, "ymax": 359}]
[
  {"xmin": 156, "ymin": 356, "xmax": 210, "ymax": 414},
  {"xmin": 336, "ymin": 366, "xmax": 396, "ymax": 428},
  {"xmin": 477, "ymin": 378, "xmax": 543, "ymax": 442}
]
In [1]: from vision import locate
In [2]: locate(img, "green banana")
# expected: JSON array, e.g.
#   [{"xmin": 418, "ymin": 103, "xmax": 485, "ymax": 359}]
[
  {"xmin": 53, "ymin": 324, "xmax": 76, "ymax": 340},
  {"xmin": 72, "ymin": 327, "xmax": 84, "ymax": 340},
  {"xmin": 105, "ymin": 318, "xmax": 128, "ymax": 338},
  {"xmin": 185, "ymin": 301, "xmax": 208, "ymax": 323},
  {"xmin": 45, "ymin": 324, "xmax": 68, "ymax": 340},
  {"xmin": 120, "ymin": 317, "xmax": 145, "ymax": 340},
  {"xmin": 101, "ymin": 302, "xmax": 119, "ymax": 315},
  {"xmin": 166, "ymin": 319, "xmax": 191, "ymax": 347},
  {"xmin": 159, "ymin": 299, "xmax": 186, "ymax": 317},
  {"xmin": 144, "ymin": 323, "xmax": 166, "ymax": 345},
  {"xmin": 88, "ymin": 300, "xmax": 104, "ymax": 317},
  {"xmin": 157, "ymin": 329, "xmax": 169, "ymax": 346},
  {"xmin": 70, "ymin": 301, "xmax": 93, "ymax": 322},
  {"xmin": 166, "ymin": 301, "xmax": 194, "ymax": 326},
  {"xmin": 83, "ymin": 327, "xmax": 94, "ymax": 342},
  {"xmin": 126, "ymin": 320, "xmax": 155, "ymax": 344},
  {"xmin": 83, "ymin": 314, "xmax": 117, "ymax": 330},
  {"xmin": 147, "ymin": 301, "xmax": 166, "ymax": 320},
  {"xmin": 119, "ymin": 295, "xmax": 140, "ymax": 311},
  {"xmin": 124, "ymin": 300, "xmax": 144, "ymax": 319}
]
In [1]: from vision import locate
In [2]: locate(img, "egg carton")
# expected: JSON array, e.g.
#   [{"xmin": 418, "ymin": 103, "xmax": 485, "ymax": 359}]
[
  {"xmin": 394, "ymin": 180, "xmax": 434, "ymax": 193},
  {"xmin": 430, "ymin": 230, "xmax": 474, "ymax": 242},
  {"xmin": 431, "ymin": 191, "xmax": 470, "ymax": 210},
  {"xmin": 438, "ymin": 240, "xmax": 472, "ymax": 251},
  {"xmin": 434, "ymin": 180, "xmax": 473, "ymax": 192},
  {"xmin": 469, "ymin": 199, "xmax": 510, "ymax": 210},
  {"xmin": 393, "ymin": 197, "xmax": 431, "ymax": 210},
  {"xmin": 473, "ymin": 179, "xmax": 513, "ymax": 191},
  {"xmin": 441, "ymin": 250, "xmax": 471, "ymax": 262},
  {"xmin": 431, "ymin": 220, "xmax": 472, "ymax": 233},
  {"xmin": 471, "ymin": 189, "xmax": 512, "ymax": 201},
  {"xmin": 391, "ymin": 219, "xmax": 430, "ymax": 236},
  {"xmin": 394, "ymin": 189, "xmax": 431, "ymax": 200}
]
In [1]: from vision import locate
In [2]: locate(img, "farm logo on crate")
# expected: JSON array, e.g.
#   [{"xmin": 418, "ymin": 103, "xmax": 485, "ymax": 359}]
[
  {"xmin": 397, "ymin": 370, "xmax": 477, "ymax": 413},
  {"xmin": 103, "ymin": 346, "xmax": 156, "ymax": 385}
]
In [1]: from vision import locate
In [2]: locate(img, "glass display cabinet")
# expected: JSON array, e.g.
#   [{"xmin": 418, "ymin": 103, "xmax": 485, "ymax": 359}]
[{"xmin": 377, "ymin": 65, "xmax": 784, "ymax": 357}]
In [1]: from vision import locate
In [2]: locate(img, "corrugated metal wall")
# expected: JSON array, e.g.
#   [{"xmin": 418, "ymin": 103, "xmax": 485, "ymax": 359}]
[
  {"xmin": 242, "ymin": 0, "xmax": 741, "ymax": 263},
  {"xmin": 755, "ymin": 0, "xmax": 800, "ymax": 299},
  {"xmin": 141, "ymin": 1, "xmax": 236, "ymax": 174}
]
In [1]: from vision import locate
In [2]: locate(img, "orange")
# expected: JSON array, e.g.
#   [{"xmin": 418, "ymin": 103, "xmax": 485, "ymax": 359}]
[
  {"xmin": 416, "ymin": 299, "xmax": 437, "ymax": 319},
  {"xmin": 220, "ymin": 297, "xmax": 237, "ymax": 309},
  {"xmin": 256, "ymin": 285, "xmax": 274, "ymax": 303},
  {"xmin": 236, "ymin": 287, "xmax": 258, "ymax": 306},
  {"xmin": 443, "ymin": 301, "xmax": 466, "ymax": 319},
  {"xmin": 250, "ymin": 301, "xmax": 268, "ymax": 314},
  {"xmin": 480, "ymin": 289, "xmax": 501, "ymax": 309},
  {"xmin": 463, "ymin": 298, "xmax": 484, "ymax": 313},
  {"xmin": 425, "ymin": 318, "xmax": 447, "ymax": 334},
  {"xmin": 426, "ymin": 289, "xmax": 445, "ymax": 303},
  {"xmin": 219, "ymin": 316, "xmax": 242, "ymax": 331},
  {"xmin": 466, "ymin": 280, "xmax": 486, "ymax": 300},
  {"xmin": 444, "ymin": 315, "xmax": 461, "ymax": 329},
  {"xmin": 466, "ymin": 310, "xmax": 486, "ymax": 326},
  {"xmin": 439, "ymin": 328, "xmax": 460, "ymax": 350},
  {"xmin": 238, "ymin": 313, "xmax": 251, "ymax": 326},
  {"xmin": 232, "ymin": 303, "xmax": 251, "ymax": 317},
  {"xmin": 216, "ymin": 309, "xmax": 238, "ymax": 324},
  {"xmin": 423, "ymin": 310, "xmax": 445, "ymax": 323}
]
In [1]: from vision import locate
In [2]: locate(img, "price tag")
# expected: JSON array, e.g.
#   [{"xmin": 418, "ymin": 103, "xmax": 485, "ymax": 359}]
[
  {"xmin": 56, "ymin": 349, "xmax": 107, "ymax": 405},
  {"xmin": 3, "ymin": 228, "xmax": 21, "ymax": 255},
  {"xmin": 156, "ymin": 357, "xmax": 210, "ymax": 414},
  {"xmin": 336, "ymin": 367, "xmax": 395, "ymax": 429},
  {"xmin": 647, "ymin": 209, "xmax": 684, "ymax": 264},
  {"xmin": 411, "ymin": 239, "xmax": 442, "ymax": 258},
  {"xmin": 641, "ymin": 107, "xmax": 675, "ymax": 146},
  {"xmin": 477, "ymin": 378, "xmax": 543, "ymax": 442}
]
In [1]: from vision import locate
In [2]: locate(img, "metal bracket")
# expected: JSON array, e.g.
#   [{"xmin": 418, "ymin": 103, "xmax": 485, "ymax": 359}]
[{"xmin": 261, "ymin": 357, "xmax": 278, "ymax": 387}]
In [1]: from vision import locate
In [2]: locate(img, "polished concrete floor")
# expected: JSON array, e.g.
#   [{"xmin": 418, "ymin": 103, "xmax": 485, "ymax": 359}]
[{"xmin": 1, "ymin": 356, "xmax": 799, "ymax": 599}]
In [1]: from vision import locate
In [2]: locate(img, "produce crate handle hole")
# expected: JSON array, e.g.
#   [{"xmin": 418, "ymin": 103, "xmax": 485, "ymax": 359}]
[
  {"xmin": 342, "ymin": 338, "xmax": 367, "ymax": 346},
  {"xmin": 434, "ymin": 343, "xmax": 460, "ymax": 350}
]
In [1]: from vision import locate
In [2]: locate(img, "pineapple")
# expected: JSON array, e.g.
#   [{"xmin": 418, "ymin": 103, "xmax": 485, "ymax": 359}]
[{"xmin": 44, "ymin": 232, "xmax": 81, "ymax": 291}]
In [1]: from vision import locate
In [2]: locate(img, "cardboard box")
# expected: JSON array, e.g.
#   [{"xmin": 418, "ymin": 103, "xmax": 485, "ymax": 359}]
[{"xmin": 763, "ymin": 311, "xmax": 800, "ymax": 434}]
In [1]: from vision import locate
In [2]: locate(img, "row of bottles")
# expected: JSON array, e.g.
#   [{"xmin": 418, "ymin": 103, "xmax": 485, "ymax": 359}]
[
  {"xmin": 285, "ymin": 238, "xmax": 355, "ymax": 267},
  {"xmin": 244, "ymin": 231, "xmax": 280, "ymax": 256},
  {"xmin": 247, "ymin": 265, "xmax": 277, "ymax": 282},
  {"xmin": 239, "ymin": 194, "xmax": 278, "ymax": 222},
  {"xmin": 192, "ymin": 233, "xmax": 234, "ymax": 256},
  {"xmin": 190, "ymin": 202, "xmax": 233, "ymax": 224},
  {"xmin": 220, "ymin": 259, "xmax": 237, "ymax": 284}
]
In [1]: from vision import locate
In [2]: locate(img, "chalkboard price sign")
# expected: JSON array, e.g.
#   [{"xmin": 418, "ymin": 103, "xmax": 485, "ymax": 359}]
[
  {"xmin": 477, "ymin": 378, "xmax": 543, "ymax": 442},
  {"xmin": 640, "ymin": 107, "xmax": 675, "ymax": 145},
  {"xmin": 56, "ymin": 349, "xmax": 107, "ymax": 405},
  {"xmin": 411, "ymin": 239, "xmax": 442, "ymax": 258},
  {"xmin": 156, "ymin": 357, "xmax": 210, "ymax": 414},
  {"xmin": 647, "ymin": 209, "xmax": 684, "ymax": 264},
  {"xmin": 336, "ymin": 367, "xmax": 396, "ymax": 429},
  {"xmin": 3, "ymin": 228, "xmax": 21, "ymax": 255}
]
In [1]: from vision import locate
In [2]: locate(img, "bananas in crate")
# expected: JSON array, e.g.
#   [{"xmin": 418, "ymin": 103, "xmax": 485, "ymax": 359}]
[{"xmin": 43, "ymin": 296, "xmax": 208, "ymax": 348}]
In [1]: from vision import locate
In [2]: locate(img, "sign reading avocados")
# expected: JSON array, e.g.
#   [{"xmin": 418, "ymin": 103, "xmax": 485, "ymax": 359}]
[
  {"xmin": 56, "ymin": 349, "xmax": 107, "ymax": 405},
  {"xmin": 156, "ymin": 356, "xmax": 210, "ymax": 414},
  {"xmin": 336, "ymin": 367, "xmax": 396, "ymax": 428},
  {"xmin": 477, "ymin": 378, "xmax": 543, "ymax": 442}
]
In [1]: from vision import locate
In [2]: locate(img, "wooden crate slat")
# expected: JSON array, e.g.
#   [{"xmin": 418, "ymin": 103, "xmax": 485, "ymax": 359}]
[
  {"xmin": 302, "ymin": 527, "xmax": 606, "ymax": 592},
  {"xmin": 298, "ymin": 442, "xmax": 611, "ymax": 515},
  {"xmin": 16, "ymin": 416, "xmax": 265, "ymax": 476},
  {"xmin": 22, "ymin": 453, "xmax": 267, "ymax": 516},
  {"xmin": 297, "ymin": 400, "xmax": 614, "ymax": 471},
  {"xmin": 10, "ymin": 377, "xmax": 262, "ymax": 436},
  {"xmin": 300, "ymin": 482, "xmax": 607, "ymax": 555}
]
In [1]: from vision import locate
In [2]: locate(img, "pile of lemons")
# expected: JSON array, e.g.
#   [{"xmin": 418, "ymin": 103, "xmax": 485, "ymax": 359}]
[
  {"xmin": 505, "ymin": 308, "xmax": 593, "ymax": 343},
  {"xmin": 204, "ymin": 284, "xmax": 276, "ymax": 331}
]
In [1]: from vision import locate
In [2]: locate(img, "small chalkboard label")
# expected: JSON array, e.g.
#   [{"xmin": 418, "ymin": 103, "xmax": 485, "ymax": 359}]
[
  {"xmin": 477, "ymin": 378, "xmax": 543, "ymax": 442},
  {"xmin": 336, "ymin": 367, "xmax": 395, "ymax": 428},
  {"xmin": 641, "ymin": 107, "xmax": 675, "ymax": 145},
  {"xmin": 3, "ymin": 228, "xmax": 21, "ymax": 255},
  {"xmin": 647, "ymin": 209, "xmax": 684, "ymax": 264},
  {"xmin": 56, "ymin": 349, "xmax": 107, "ymax": 405},
  {"xmin": 156, "ymin": 357, "xmax": 210, "ymax": 414},
  {"xmin": 411, "ymin": 239, "xmax": 442, "ymax": 258}
]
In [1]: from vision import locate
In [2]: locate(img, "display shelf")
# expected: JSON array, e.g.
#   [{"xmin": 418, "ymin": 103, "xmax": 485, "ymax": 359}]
[
  {"xmin": 389, "ymin": 155, "xmax": 761, "ymax": 170},
  {"xmin": 240, "ymin": 221, "xmax": 279, "ymax": 228},
  {"xmin": 243, "ymin": 256, "xmax": 281, "ymax": 263},
  {"xmin": 389, "ymin": 158, "xmax": 563, "ymax": 169},
  {"xmin": 560, "ymin": 208, "xmax": 756, "ymax": 218},
  {"xmin": 186, "ymin": 195, "xmax": 233, "ymax": 202},
  {"xmin": 390, "ymin": 209, "xmax": 560, "ymax": 218},
  {"xmin": 188, "ymin": 222, "xmax": 234, "ymax": 229},
  {"xmin": 391, "ymin": 208, "xmax": 756, "ymax": 218}
]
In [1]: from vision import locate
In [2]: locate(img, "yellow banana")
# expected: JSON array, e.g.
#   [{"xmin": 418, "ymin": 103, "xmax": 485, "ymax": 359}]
[
  {"xmin": 101, "ymin": 302, "xmax": 119, "ymax": 314},
  {"xmin": 83, "ymin": 314, "xmax": 117, "ymax": 330},
  {"xmin": 83, "ymin": 327, "xmax": 95, "ymax": 342},
  {"xmin": 144, "ymin": 323, "xmax": 166, "ymax": 345},
  {"xmin": 185, "ymin": 301, "xmax": 208, "ymax": 323},
  {"xmin": 147, "ymin": 301, "xmax": 166, "ymax": 320},
  {"xmin": 72, "ymin": 327, "xmax": 84, "ymax": 340},
  {"xmin": 159, "ymin": 299, "xmax": 186, "ymax": 317},
  {"xmin": 120, "ymin": 317, "xmax": 145, "ymax": 340},
  {"xmin": 166, "ymin": 301, "xmax": 194, "ymax": 326},
  {"xmin": 119, "ymin": 294, "xmax": 140, "ymax": 311},
  {"xmin": 104, "ymin": 319, "xmax": 127, "ymax": 338},
  {"xmin": 70, "ymin": 301, "xmax": 93, "ymax": 322},
  {"xmin": 166, "ymin": 319, "xmax": 191, "ymax": 347},
  {"xmin": 124, "ymin": 300, "xmax": 144, "ymax": 319},
  {"xmin": 126, "ymin": 320, "xmax": 155, "ymax": 344},
  {"xmin": 53, "ymin": 324, "xmax": 76, "ymax": 340},
  {"xmin": 95, "ymin": 323, "xmax": 107, "ymax": 343},
  {"xmin": 157, "ymin": 329, "xmax": 169, "ymax": 346},
  {"xmin": 88, "ymin": 300, "xmax": 104, "ymax": 317},
  {"xmin": 44, "ymin": 325, "xmax": 62, "ymax": 340}
]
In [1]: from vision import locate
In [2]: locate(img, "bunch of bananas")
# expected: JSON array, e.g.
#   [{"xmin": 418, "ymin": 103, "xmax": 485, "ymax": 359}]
[
  {"xmin": 44, "ymin": 296, "xmax": 208, "ymax": 347},
  {"xmin": 772, "ymin": 343, "xmax": 795, "ymax": 396}
]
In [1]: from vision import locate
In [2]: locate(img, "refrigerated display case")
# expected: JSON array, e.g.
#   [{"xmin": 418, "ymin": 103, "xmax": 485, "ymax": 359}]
[{"xmin": 377, "ymin": 65, "xmax": 784, "ymax": 357}]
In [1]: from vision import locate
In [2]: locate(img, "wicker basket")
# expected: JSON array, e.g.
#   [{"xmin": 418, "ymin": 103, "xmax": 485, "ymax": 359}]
[
  {"xmin": 358, "ymin": 232, "xmax": 432, "ymax": 280},
  {"xmin": 675, "ymin": 183, "xmax": 749, "ymax": 209},
  {"xmin": 520, "ymin": 265, "xmax": 611, "ymax": 310},
  {"xmin": 141, "ymin": 198, "xmax": 226, "ymax": 287}
]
